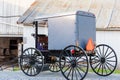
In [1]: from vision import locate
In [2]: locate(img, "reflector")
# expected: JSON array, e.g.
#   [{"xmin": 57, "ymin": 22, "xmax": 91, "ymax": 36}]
[
  {"xmin": 86, "ymin": 38, "xmax": 95, "ymax": 51},
  {"xmin": 71, "ymin": 49, "xmax": 75, "ymax": 54}
]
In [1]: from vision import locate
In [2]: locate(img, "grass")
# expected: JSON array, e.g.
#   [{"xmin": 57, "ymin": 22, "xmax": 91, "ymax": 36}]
[
  {"xmin": 13, "ymin": 66, "xmax": 20, "ymax": 71},
  {"xmin": 113, "ymin": 69, "xmax": 120, "ymax": 74},
  {"xmin": 88, "ymin": 68, "xmax": 120, "ymax": 74}
]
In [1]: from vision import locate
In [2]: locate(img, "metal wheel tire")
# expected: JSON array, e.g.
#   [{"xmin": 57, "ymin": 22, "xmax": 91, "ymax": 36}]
[
  {"xmin": 49, "ymin": 61, "xmax": 60, "ymax": 72},
  {"xmin": 20, "ymin": 48, "xmax": 44, "ymax": 76},
  {"xmin": 90, "ymin": 44, "xmax": 117, "ymax": 76},
  {"xmin": 59, "ymin": 45, "xmax": 89, "ymax": 80}
]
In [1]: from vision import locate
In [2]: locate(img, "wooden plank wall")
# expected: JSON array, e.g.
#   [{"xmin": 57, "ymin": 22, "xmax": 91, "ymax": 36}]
[{"xmin": 0, "ymin": 0, "xmax": 35, "ymax": 35}]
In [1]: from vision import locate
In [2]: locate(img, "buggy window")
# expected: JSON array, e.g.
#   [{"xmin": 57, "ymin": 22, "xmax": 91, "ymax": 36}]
[{"xmin": 38, "ymin": 35, "xmax": 48, "ymax": 50}]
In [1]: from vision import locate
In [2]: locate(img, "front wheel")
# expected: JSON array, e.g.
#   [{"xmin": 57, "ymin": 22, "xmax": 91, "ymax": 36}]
[
  {"xmin": 90, "ymin": 44, "xmax": 117, "ymax": 76},
  {"xmin": 20, "ymin": 48, "xmax": 44, "ymax": 76},
  {"xmin": 59, "ymin": 45, "xmax": 89, "ymax": 80}
]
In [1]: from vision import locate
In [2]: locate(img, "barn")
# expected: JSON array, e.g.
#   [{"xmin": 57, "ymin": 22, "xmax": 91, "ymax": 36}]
[
  {"xmin": 0, "ymin": 0, "xmax": 34, "ymax": 62},
  {"xmin": 17, "ymin": 0, "xmax": 120, "ymax": 69}
]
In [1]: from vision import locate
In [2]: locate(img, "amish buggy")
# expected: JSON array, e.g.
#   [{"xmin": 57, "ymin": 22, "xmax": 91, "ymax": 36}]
[{"xmin": 19, "ymin": 11, "xmax": 117, "ymax": 80}]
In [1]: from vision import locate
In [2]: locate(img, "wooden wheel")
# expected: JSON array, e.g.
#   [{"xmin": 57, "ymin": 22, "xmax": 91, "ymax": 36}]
[
  {"xmin": 90, "ymin": 44, "xmax": 117, "ymax": 76},
  {"xmin": 48, "ymin": 56, "xmax": 60, "ymax": 72},
  {"xmin": 20, "ymin": 48, "xmax": 44, "ymax": 76},
  {"xmin": 59, "ymin": 45, "xmax": 89, "ymax": 80},
  {"xmin": 49, "ymin": 62, "xmax": 60, "ymax": 72}
]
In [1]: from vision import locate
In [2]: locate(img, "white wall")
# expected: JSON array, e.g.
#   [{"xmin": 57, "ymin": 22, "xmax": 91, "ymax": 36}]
[
  {"xmin": 23, "ymin": 26, "xmax": 48, "ymax": 49},
  {"xmin": 96, "ymin": 31, "xmax": 120, "ymax": 68}
]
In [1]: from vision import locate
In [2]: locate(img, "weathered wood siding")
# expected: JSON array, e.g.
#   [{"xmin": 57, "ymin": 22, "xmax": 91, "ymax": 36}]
[{"xmin": 0, "ymin": 0, "xmax": 35, "ymax": 36}]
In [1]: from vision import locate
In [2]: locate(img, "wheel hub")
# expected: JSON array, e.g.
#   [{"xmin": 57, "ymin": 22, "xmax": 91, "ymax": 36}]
[
  {"xmin": 51, "ymin": 56, "xmax": 57, "ymax": 63},
  {"xmin": 71, "ymin": 60, "xmax": 77, "ymax": 68},
  {"xmin": 100, "ymin": 57, "xmax": 106, "ymax": 64},
  {"xmin": 29, "ymin": 58, "xmax": 36, "ymax": 65}
]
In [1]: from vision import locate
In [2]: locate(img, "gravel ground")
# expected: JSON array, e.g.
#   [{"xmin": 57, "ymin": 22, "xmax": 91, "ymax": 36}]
[{"xmin": 0, "ymin": 70, "xmax": 119, "ymax": 80}]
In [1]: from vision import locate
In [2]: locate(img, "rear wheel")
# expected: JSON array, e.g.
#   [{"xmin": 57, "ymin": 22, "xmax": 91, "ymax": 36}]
[
  {"xmin": 20, "ymin": 48, "xmax": 44, "ymax": 76},
  {"xmin": 49, "ymin": 57, "xmax": 60, "ymax": 72},
  {"xmin": 49, "ymin": 63, "xmax": 60, "ymax": 72},
  {"xmin": 90, "ymin": 44, "xmax": 117, "ymax": 76},
  {"xmin": 59, "ymin": 45, "xmax": 89, "ymax": 80}
]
